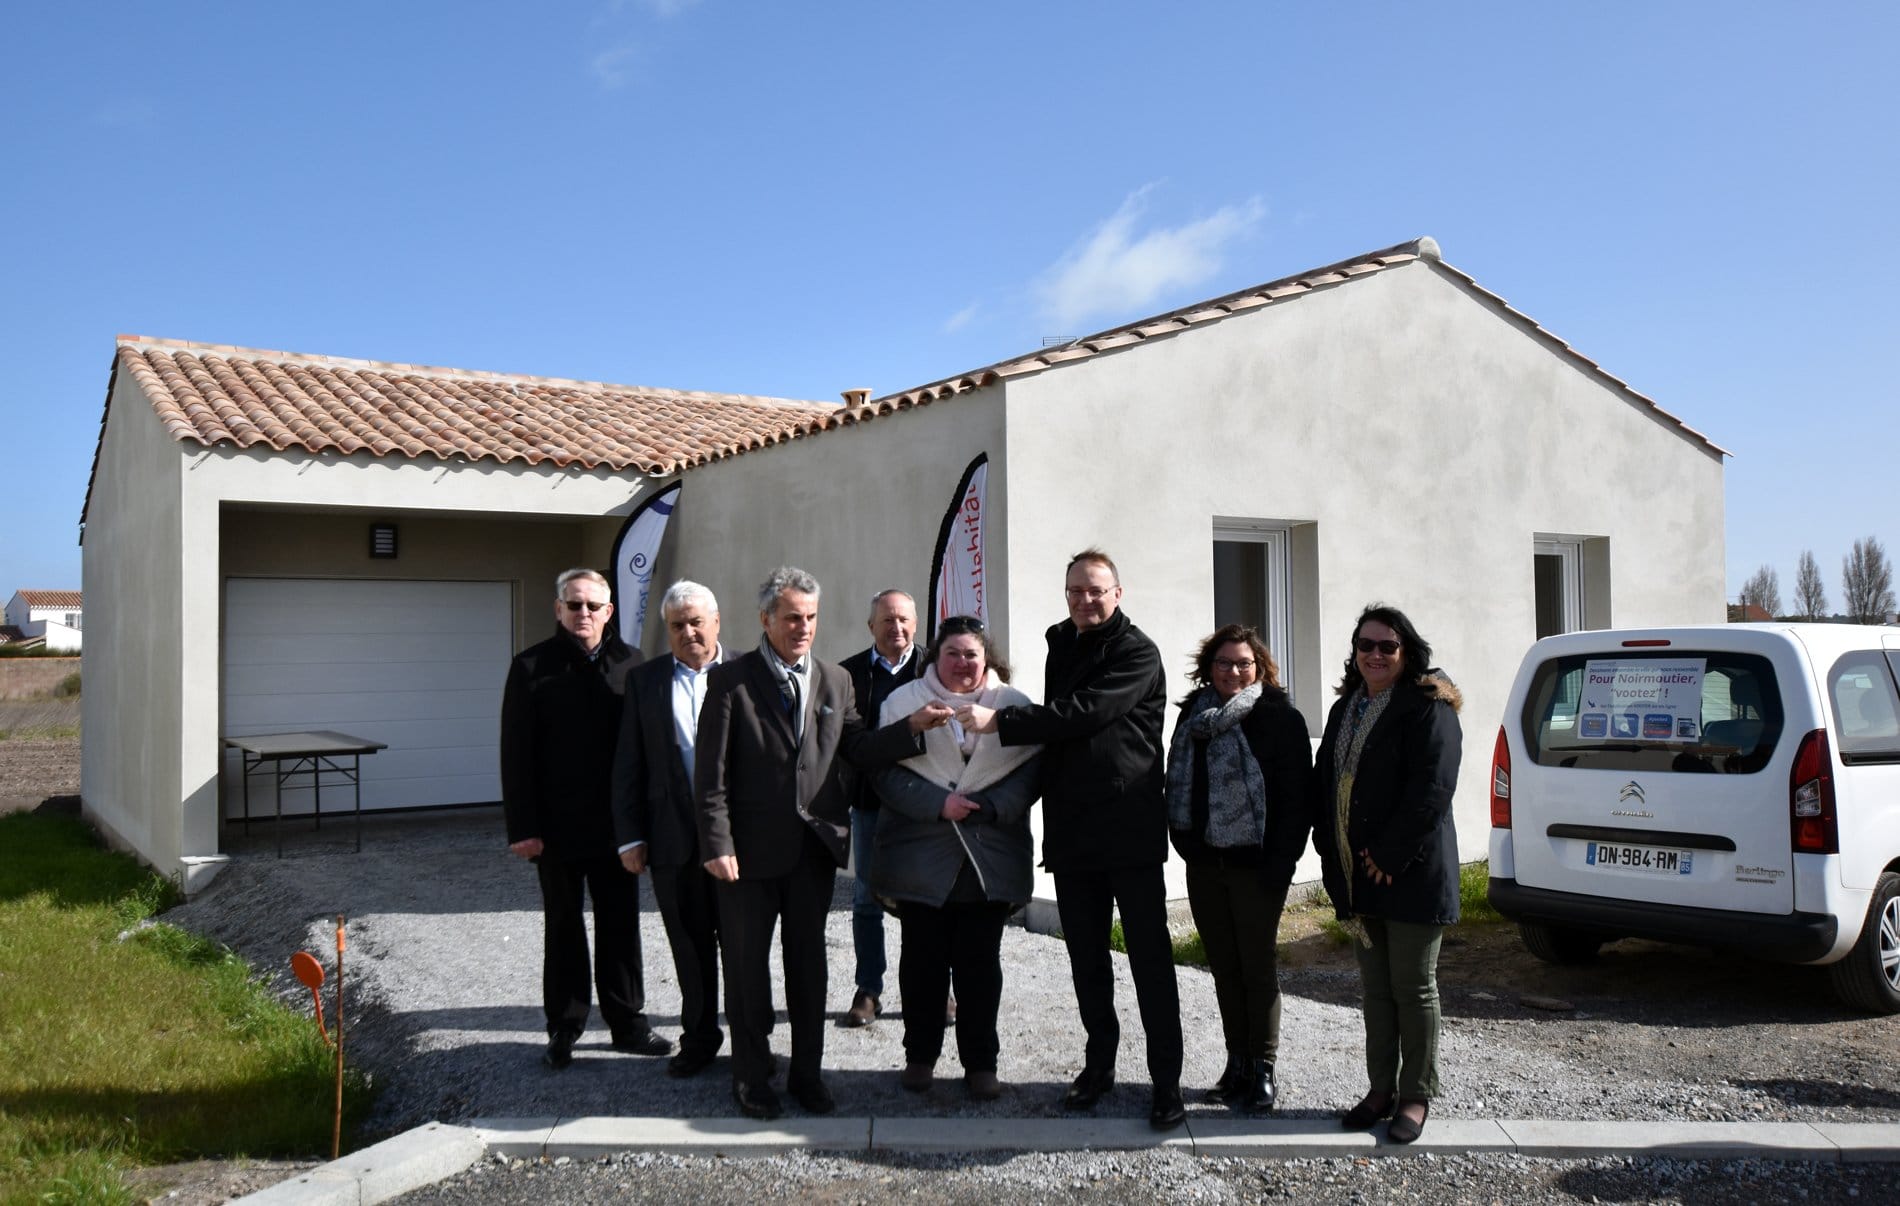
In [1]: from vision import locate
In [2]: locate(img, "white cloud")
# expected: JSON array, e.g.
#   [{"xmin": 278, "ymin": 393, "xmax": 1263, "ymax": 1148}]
[
  {"xmin": 590, "ymin": 44, "xmax": 641, "ymax": 89},
  {"xmin": 1034, "ymin": 187, "xmax": 1267, "ymax": 330},
  {"xmin": 942, "ymin": 302, "xmax": 980, "ymax": 334}
]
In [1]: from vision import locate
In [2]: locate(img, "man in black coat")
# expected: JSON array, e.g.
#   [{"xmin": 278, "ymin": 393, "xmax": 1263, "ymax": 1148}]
[
  {"xmin": 835, "ymin": 587, "xmax": 922, "ymax": 1027},
  {"xmin": 962, "ymin": 548, "xmax": 1185, "ymax": 1130},
  {"xmin": 501, "ymin": 568, "xmax": 669, "ymax": 1070},
  {"xmin": 611, "ymin": 579, "xmax": 728, "ymax": 1078}
]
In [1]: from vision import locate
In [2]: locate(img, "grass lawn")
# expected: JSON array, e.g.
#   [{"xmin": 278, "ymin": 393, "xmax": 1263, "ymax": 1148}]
[{"xmin": 0, "ymin": 813, "xmax": 373, "ymax": 1205}]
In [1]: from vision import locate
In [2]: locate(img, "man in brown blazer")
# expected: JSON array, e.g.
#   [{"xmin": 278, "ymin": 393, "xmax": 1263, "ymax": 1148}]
[{"xmin": 695, "ymin": 566, "xmax": 893, "ymax": 1119}]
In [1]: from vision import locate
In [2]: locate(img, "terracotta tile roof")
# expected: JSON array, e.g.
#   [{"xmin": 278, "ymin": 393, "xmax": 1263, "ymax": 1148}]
[
  {"xmin": 16, "ymin": 591, "xmax": 82, "ymax": 608},
  {"xmin": 108, "ymin": 338, "xmax": 842, "ymax": 474},
  {"xmin": 843, "ymin": 237, "xmax": 1726, "ymax": 457},
  {"xmin": 0, "ymin": 625, "xmax": 26, "ymax": 644}
]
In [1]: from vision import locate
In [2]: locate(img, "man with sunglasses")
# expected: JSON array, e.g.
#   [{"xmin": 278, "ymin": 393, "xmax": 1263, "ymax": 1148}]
[{"xmin": 502, "ymin": 567, "xmax": 668, "ymax": 1070}]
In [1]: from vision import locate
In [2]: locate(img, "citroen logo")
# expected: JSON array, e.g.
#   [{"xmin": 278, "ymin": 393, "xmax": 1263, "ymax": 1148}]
[{"xmin": 1619, "ymin": 781, "xmax": 1646, "ymax": 805}]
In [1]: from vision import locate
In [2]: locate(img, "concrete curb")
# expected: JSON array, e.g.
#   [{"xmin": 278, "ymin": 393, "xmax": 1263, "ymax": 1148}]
[
  {"xmin": 235, "ymin": 1115, "xmax": 1900, "ymax": 1203},
  {"xmin": 231, "ymin": 1122, "xmax": 485, "ymax": 1204}
]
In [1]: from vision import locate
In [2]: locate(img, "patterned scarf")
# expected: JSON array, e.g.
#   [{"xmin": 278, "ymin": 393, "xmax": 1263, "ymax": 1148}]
[
  {"xmin": 1164, "ymin": 684, "xmax": 1266, "ymax": 846},
  {"xmin": 1332, "ymin": 684, "xmax": 1394, "ymax": 943}
]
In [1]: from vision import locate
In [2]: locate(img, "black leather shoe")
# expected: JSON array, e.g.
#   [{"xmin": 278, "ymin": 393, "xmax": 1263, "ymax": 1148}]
[
  {"xmin": 1149, "ymin": 1084, "xmax": 1186, "ymax": 1131},
  {"xmin": 611, "ymin": 1029, "xmax": 673, "ymax": 1057},
  {"xmin": 1237, "ymin": 1061, "xmax": 1277, "ymax": 1114},
  {"xmin": 787, "ymin": 1075, "xmax": 836, "ymax": 1115},
  {"xmin": 1205, "ymin": 1052, "xmax": 1247, "ymax": 1104},
  {"xmin": 1061, "ymin": 1067, "xmax": 1115, "ymax": 1111},
  {"xmin": 732, "ymin": 1080, "xmax": 782, "ymax": 1120},
  {"xmin": 1342, "ymin": 1089, "xmax": 1395, "ymax": 1130},
  {"xmin": 542, "ymin": 1031, "xmax": 576, "ymax": 1070},
  {"xmin": 667, "ymin": 1047, "xmax": 718, "ymax": 1078},
  {"xmin": 1387, "ymin": 1098, "xmax": 1429, "ymax": 1144}
]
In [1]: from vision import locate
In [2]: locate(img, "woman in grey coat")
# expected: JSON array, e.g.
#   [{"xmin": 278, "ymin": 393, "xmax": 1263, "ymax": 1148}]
[{"xmin": 871, "ymin": 615, "xmax": 1041, "ymax": 1101}]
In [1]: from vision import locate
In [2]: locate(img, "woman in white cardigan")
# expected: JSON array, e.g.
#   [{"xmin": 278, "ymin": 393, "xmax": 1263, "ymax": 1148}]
[{"xmin": 871, "ymin": 615, "xmax": 1042, "ymax": 1101}]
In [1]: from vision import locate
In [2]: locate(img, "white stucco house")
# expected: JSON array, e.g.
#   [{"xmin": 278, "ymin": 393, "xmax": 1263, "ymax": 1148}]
[
  {"xmin": 81, "ymin": 236, "xmax": 1727, "ymax": 896},
  {"xmin": 4, "ymin": 590, "xmax": 84, "ymax": 652}
]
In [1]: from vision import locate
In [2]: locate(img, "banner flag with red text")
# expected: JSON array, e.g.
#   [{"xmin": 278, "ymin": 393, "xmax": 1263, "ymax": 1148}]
[{"xmin": 926, "ymin": 453, "xmax": 988, "ymax": 643}]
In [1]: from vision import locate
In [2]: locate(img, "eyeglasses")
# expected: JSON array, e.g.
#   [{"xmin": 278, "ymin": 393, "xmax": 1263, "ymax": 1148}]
[
  {"xmin": 1212, "ymin": 658, "xmax": 1255, "ymax": 673},
  {"xmin": 1064, "ymin": 586, "xmax": 1116, "ymax": 600},
  {"xmin": 562, "ymin": 600, "xmax": 610, "ymax": 613},
  {"xmin": 1354, "ymin": 637, "xmax": 1400, "ymax": 656}
]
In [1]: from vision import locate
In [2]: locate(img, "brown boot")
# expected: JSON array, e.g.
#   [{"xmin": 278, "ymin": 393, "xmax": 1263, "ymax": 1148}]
[{"xmin": 843, "ymin": 990, "xmax": 880, "ymax": 1027}]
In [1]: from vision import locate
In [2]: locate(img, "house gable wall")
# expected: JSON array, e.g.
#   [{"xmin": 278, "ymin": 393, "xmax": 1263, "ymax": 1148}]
[
  {"xmin": 1001, "ymin": 259, "xmax": 1724, "ymax": 875},
  {"xmin": 82, "ymin": 375, "xmax": 187, "ymax": 870}
]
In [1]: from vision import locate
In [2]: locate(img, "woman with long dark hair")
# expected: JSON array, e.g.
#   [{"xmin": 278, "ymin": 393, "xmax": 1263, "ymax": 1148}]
[
  {"xmin": 1312, "ymin": 604, "xmax": 1462, "ymax": 1144},
  {"xmin": 1164, "ymin": 624, "xmax": 1311, "ymax": 1112}
]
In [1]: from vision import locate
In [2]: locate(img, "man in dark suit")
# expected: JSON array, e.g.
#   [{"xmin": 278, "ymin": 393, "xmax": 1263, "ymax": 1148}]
[
  {"xmin": 960, "ymin": 548, "xmax": 1185, "ymax": 1129},
  {"xmin": 835, "ymin": 588, "xmax": 922, "ymax": 1027},
  {"xmin": 612, "ymin": 579, "xmax": 727, "ymax": 1078},
  {"xmin": 694, "ymin": 566, "xmax": 917, "ymax": 1119},
  {"xmin": 501, "ymin": 568, "xmax": 670, "ymax": 1070}
]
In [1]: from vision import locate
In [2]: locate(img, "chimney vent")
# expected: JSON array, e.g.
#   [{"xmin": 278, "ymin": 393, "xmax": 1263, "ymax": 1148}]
[{"xmin": 841, "ymin": 388, "xmax": 872, "ymax": 407}]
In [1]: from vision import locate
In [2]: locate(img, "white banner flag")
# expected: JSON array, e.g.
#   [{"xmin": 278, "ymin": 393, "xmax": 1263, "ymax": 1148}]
[
  {"xmin": 610, "ymin": 482, "xmax": 682, "ymax": 648},
  {"xmin": 928, "ymin": 454, "xmax": 988, "ymax": 639}
]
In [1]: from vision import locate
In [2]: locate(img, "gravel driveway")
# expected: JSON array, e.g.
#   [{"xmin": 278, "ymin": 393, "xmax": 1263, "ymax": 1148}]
[{"xmin": 159, "ymin": 807, "xmax": 1900, "ymax": 1203}]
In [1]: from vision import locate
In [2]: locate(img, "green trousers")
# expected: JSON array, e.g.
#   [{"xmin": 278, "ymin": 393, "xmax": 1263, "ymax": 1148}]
[{"xmin": 1353, "ymin": 917, "xmax": 1443, "ymax": 1100}]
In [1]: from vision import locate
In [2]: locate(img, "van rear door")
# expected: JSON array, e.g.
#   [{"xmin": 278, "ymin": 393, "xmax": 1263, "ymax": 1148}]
[{"xmin": 1509, "ymin": 646, "xmax": 1795, "ymax": 914}]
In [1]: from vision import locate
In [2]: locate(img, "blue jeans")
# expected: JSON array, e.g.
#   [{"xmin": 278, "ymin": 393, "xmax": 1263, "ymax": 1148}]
[{"xmin": 851, "ymin": 808, "xmax": 886, "ymax": 995}]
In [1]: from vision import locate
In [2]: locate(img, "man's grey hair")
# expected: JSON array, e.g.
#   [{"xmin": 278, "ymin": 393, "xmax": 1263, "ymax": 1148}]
[
  {"xmin": 661, "ymin": 579, "xmax": 718, "ymax": 618},
  {"xmin": 556, "ymin": 568, "xmax": 611, "ymax": 599},
  {"xmin": 758, "ymin": 566, "xmax": 821, "ymax": 616},
  {"xmin": 867, "ymin": 589, "xmax": 914, "ymax": 622}
]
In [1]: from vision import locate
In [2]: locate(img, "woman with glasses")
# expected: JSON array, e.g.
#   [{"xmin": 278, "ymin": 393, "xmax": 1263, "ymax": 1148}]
[
  {"xmin": 1164, "ymin": 625, "xmax": 1311, "ymax": 1113},
  {"xmin": 867, "ymin": 616, "xmax": 1042, "ymax": 1101},
  {"xmin": 1312, "ymin": 604, "xmax": 1463, "ymax": 1144}
]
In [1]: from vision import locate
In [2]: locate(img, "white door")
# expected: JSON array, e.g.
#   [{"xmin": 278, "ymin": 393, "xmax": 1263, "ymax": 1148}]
[{"xmin": 222, "ymin": 578, "xmax": 511, "ymax": 815}]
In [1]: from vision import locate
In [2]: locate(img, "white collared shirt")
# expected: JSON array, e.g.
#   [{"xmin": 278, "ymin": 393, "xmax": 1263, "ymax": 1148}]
[{"xmin": 620, "ymin": 645, "xmax": 722, "ymax": 856}]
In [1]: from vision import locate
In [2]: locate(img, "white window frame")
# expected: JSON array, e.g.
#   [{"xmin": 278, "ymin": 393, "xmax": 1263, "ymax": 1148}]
[
  {"xmin": 1214, "ymin": 518, "xmax": 1293, "ymax": 697},
  {"xmin": 1535, "ymin": 537, "xmax": 1584, "ymax": 635}
]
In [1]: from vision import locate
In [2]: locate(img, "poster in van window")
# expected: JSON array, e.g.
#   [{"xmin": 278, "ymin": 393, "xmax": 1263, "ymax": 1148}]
[{"xmin": 1578, "ymin": 659, "xmax": 1706, "ymax": 742}]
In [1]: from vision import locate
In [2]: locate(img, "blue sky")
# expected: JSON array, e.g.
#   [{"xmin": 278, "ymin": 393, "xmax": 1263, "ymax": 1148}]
[{"xmin": 4, "ymin": 3, "xmax": 1895, "ymax": 608}]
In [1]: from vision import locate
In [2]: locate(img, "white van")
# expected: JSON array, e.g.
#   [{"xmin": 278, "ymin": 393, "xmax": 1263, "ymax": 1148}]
[{"xmin": 1487, "ymin": 624, "xmax": 1900, "ymax": 1012}]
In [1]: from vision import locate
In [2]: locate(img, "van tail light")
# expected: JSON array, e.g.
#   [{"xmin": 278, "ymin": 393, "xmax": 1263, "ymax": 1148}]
[
  {"xmin": 1490, "ymin": 725, "xmax": 1512, "ymax": 828},
  {"xmin": 1790, "ymin": 728, "xmax": 1838, "ymax": 854}
]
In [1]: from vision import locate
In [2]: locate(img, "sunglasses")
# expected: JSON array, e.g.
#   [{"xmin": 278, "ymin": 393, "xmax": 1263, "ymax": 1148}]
[
  {"xmin": 939, "ymin": 615, "xmax": 985, "ymax": 635},
  {"xmin": 1354, "ymin": 637, "xmax": 1400, "ymax": 656},
  {"xmin": 562, "ymin": 600, "xmax": 610, "ymax": 614}
]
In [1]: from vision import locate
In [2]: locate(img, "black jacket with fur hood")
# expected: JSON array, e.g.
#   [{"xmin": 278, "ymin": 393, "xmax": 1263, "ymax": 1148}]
[{"xmin": 1311, "ymin": 670, "xmax": 1464, "ymax": 927}]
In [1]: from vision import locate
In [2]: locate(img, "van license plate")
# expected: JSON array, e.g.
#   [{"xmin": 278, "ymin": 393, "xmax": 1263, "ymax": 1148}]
[{"xmin": 1586, "ymin": 842, "xmax": 1693, "ymax": 875}]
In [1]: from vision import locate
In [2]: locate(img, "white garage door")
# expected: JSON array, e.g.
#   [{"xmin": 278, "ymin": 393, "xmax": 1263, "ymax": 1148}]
[{"xmin": 222, "ymin": 578, "xmax": 511, "ymax": 815}]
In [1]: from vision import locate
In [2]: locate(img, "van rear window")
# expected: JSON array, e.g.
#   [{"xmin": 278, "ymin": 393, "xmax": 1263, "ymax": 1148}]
[{"xmin": 1520, "ymin": 652, "xmax": 1783, "ymax": 773}]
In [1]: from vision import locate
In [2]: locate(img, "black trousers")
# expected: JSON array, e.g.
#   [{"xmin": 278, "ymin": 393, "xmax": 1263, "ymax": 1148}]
[
  {"xmin": 535, "ymin": 852, "xmax": 647, "ymax": 1039},
  {"xmin": 651, "ymin": 861, "xmax": 724, "ymax": 1059},
  {"xmin": 896, "ymin": 899, "xmax": 1011, "ymax": 1072},
  {"xmin": 1053, "ymin": 864, "xmax": 1183, "ymax": 1088},
  {"xmin": 1185, "ymin": 859, "xmax": 1290, "ymax": 1064},
  {"xmin": 714, "ymin": 830, "xmax": 837, "ymax": 1088}
]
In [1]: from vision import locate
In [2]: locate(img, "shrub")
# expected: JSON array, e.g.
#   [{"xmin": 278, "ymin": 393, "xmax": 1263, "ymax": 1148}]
[{"xmin": 53, "ymin": 670, "xmax": 81, "ymax": 697}]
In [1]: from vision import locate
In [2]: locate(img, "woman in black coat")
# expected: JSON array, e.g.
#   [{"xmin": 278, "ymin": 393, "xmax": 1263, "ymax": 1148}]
[
  {"xmin": 1164, "ymin": 624, "xmax": 1311, "ymax": 1113},
  {"xmin": 1312, "ymin": 604, "xmax": 1462, "ymax": 1144}
]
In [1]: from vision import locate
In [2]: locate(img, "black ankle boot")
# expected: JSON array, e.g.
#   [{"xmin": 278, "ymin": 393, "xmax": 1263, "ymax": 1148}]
[
  {"xmin": 1237, "ymin": 1060, "xmax": 1277, "ymax": 1113},
  {"xmin": 1205, "ymin": 1051, "xmax": 1247, "ymax": 1104}
]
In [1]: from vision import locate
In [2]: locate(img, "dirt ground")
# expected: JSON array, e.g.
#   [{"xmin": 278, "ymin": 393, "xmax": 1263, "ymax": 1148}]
[{"xmin": 6, "ymin": 732, "xmax": 1898, "ymax": 1203}]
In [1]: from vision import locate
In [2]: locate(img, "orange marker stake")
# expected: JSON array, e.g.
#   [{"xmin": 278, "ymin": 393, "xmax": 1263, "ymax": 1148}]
[{"xmin": 291, "ymin": 951, "xmax": 330, "ymax": 1047}]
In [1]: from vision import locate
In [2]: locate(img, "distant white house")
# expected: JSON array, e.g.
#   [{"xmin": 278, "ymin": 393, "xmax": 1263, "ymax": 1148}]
[{"xmin": 3, "ymin": 590, "xmax": 83, "ymax": 652}]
